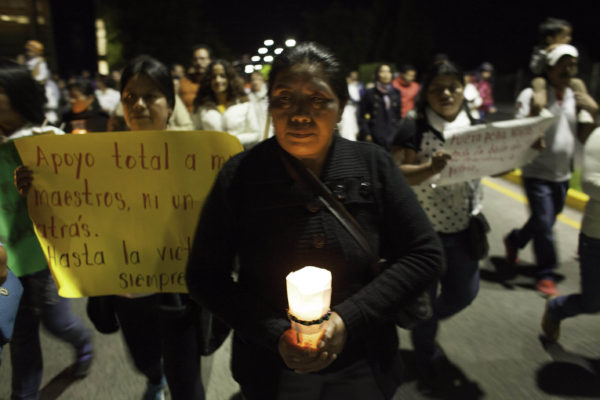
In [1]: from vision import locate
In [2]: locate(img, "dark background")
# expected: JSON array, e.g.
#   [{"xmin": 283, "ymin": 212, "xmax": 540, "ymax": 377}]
[
  {"xmin": 48, "ymin": 0, "xmax": 598, "ymax": 70},
  {"xmin": 37, "ymin": 0, "xmax": 600, "ymax": 101}
]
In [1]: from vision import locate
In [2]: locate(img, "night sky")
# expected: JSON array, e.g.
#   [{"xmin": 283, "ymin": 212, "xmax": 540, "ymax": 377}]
[
  {"xmin": 197, "ymin": 0, "xmax": 598, "ymax": 72},
  {"xmin": 50, "ymin": 0, "xmax": 598, "ymax": 79}
]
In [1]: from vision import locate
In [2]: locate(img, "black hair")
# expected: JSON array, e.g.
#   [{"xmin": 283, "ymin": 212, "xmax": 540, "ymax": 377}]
[
  {"xmin": 95, "ymin": 74, "xmax": 115, "ymax": 89},
  {"xmin": 415, "ymin": 60, "xmax": 464, "ymax": 117},
  {"xmin": 268, "ymin": 42, "xmax": 349, "ymax": 107},
  {"xmin": 539, "ymin": 17, "xmax": 571, "ymax": 43},
  {"xmin": 192, "ymin": 44, "xmax": 213, "ymax": 59},
  {"xmin": 400, "ymin": 64, "xmax": 416, "ymax": 74},
  {"xmin": 432, "ymin": 53, "xmax": 450, "ymax": 65},
  {"xmin": 373, "ymin": 63, "xmax": 393, "ymax": 83},
  {"xmin": 67, "ymin": 77, "xmax": 95, "ymax": 96},
  {"xmin": 0, "ymin": 58, "xmax": 46, "ymax": 124},
  {"xmin": 120, "ymin": 55, "xmax": 175, "ymax": 109}
]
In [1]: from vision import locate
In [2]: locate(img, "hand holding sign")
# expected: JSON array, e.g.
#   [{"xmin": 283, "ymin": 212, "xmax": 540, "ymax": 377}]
[
  {"xmin": 431, "ymin": 151, "xmax": 452, "ymax": 174},
  {"xmin": 14, "ymin": 166, "xmax": 33, "ymax": 196}
]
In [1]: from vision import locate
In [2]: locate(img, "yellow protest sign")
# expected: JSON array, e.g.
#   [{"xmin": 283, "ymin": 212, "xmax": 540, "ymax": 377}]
[{"xmin": 14, "ymin": 130, "xmax": 243, "ymax": 297}]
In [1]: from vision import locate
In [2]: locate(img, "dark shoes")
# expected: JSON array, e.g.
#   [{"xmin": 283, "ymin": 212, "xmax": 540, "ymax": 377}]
[
  {"xmin": 503, "ymin": 235, "xmax": 519, "ymax": 265},
  {"xmin": 541, "ymin": 298, "xmax": 560, "ymax": 342}
]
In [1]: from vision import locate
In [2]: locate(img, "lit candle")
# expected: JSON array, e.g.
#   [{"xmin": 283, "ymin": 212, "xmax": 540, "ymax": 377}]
[{"xmin": 286, "ymin": 266, "xmax": 332, "ymax": 349}]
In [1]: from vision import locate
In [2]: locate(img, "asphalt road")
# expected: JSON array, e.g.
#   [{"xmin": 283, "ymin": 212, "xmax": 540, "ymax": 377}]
[{"xmin": 1, "ymin": 175, "xmax": 599, "ymax": 400}]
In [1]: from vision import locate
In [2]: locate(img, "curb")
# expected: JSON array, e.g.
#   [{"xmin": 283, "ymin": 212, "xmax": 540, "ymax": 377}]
[{"xmin": 501, "ymin": 171, "xmax": 589, "ymax": 212}]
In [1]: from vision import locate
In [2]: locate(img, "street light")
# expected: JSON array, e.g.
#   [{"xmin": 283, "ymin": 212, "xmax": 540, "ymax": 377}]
[
  {"xmin": 254, "ymin": 65, "xmax": 263, "ymax": 70},
  {"xmin": 258, "ymin": 47, "xmax": 268, "ymax": 54},
  {"xmin": 264, "ymin": 39, "xmax": 274, "ymax": 46},
  {"xmin": 251, "ymin": 55, "xmax": 261, "ymax": 62},
  {"xmin": 285, "ymin": 39, "xmax": 296, "ymax": 47},
  {"xmin": 274, "ymin": 48, "xmax": 283, "ymax": 55},
  {"xmin": 244, "ymin": 65, "xmax": 254, "ymax": 74},
  {"xmin": 264, "ymin": 55, "xmax": 274, "ymax": 63}
]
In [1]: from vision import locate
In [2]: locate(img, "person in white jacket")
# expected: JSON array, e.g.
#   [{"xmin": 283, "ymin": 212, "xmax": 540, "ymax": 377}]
[{"xmin": 191, "ymin": 60, "xmax": 260, "ymax": 149}]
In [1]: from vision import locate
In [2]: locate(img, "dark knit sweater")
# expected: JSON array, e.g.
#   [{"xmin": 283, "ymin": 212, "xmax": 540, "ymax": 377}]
[{"xmin": 186, "ymin": 135, "xmax": 443, "ymax": 398}]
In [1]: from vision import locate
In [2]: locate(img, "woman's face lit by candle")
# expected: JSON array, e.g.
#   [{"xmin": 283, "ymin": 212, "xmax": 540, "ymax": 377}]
[
  {"xmin": 270, "ymin": 63, "xmax": 343, "ymax": 165},
  {"xmin": 68, "ymin": 87, "xmax": 94, "ymax": 114}
]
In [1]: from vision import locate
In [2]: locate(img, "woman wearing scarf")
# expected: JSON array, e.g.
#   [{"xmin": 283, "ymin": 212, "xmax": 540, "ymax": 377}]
[{"xmin": 358, "ymin": 64, "xmax": 402, "ymax": 151}]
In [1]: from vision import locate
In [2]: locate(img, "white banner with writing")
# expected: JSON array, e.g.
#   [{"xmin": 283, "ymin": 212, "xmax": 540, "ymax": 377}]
[{"xmin": 433, "ymin": 115, "xmax": 556, "ymax": 186}]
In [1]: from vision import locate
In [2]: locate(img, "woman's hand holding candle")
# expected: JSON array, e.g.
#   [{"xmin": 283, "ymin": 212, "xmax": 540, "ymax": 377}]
[{"xmin": 278, "ymin": 311, "xmax": 346, "ymax": 374}]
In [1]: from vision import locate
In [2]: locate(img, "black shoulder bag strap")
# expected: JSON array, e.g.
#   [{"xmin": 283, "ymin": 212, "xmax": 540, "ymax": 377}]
[
  {"xmin": 281, "ymin": 151, "xmax": 381, "ymax": 271},
  {"xmin": 281, "ymin": 150, "xmax": 432, "ymax": 329}
]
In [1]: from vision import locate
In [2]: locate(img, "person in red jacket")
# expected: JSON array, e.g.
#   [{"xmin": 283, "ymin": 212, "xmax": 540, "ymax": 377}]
[{"xmin": 392, "ymin": 64, "xmax": 420, "ymax": 117}]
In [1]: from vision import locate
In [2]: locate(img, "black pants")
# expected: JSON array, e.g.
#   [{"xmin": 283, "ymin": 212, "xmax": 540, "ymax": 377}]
[
  {"xmin": 242, "ymin": 360, "xmax": 386, "ymax": 400},
  {"xmin": 113, "ymin": 294, "xmax": 205, "ymax": 400}
]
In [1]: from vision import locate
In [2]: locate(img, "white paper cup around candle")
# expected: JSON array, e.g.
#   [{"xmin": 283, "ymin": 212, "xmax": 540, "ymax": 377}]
[{"xmin": 286, "ymin": 266, "xmax": 332, "ymax": 348}]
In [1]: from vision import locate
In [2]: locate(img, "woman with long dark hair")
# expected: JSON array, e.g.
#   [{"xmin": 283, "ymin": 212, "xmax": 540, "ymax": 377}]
[{"xmin": 191, "ymin": 59, "xmax": 260, "ymax": 148}]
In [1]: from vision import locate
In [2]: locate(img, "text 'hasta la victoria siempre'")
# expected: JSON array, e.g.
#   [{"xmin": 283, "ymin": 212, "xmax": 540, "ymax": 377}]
[{"xmin": 14, "ymin": 130, "xmax": 243, "ymax": 298}]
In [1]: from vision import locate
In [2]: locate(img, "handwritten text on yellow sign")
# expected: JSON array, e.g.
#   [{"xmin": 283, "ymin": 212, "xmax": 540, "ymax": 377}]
[{"xmin": 15, "ymin": 130, "xmax": 243, "ymax": 297}]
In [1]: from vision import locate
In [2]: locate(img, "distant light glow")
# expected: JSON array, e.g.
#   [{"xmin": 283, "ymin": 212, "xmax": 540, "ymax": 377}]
[
  {"xmin": 254, "ymin": 65, "xmax": 263, "ymax": 70},
  {"xmin": 264, "ymin": 55, "xmax": 274, "ymax": 63},
  {"xmin": 98, "ymin": 60, "xmax": 109, "ymax": 75},
  {"xmin": 285, "ymin": 39, "xmax": 296, "ymax": 47},
  {"xmin": 244, "ymin": 65, "xmax": 254, "ymax": 74},
  {"xmin": 258, "ymin": 47, "xmax": 268, "ymax": 54},
  {"xmin": 264, "ymin": 39, "xmax": 274, "ymax": 46},
  {"xmin": 251, "ymin": 55, "xmax": 260, "ymax": 62},
  {"xmin": 274, "ymin": 48, "xmax": 284, "ymax": 55},
  {"xmin": 95, "ymin": 19, "xmax": 107, "ymax": 56},
  {"xmin": 0, "ymin": 14, "xmax": 30, "ymax": 24}
]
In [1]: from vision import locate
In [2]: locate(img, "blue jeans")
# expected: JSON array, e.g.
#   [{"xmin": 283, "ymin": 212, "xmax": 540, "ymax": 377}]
[
  {"xmin": 10, "ymin": 269, "xmax": 91, "ymax": 400},
  {"xmin": 548, "ymin": 233, "xmax": 600, "ymax": 320},
  {"xmin": 507, "ymin": 177, "xmax": 569, "ymax": 280},
  {"xmin": 411, "ymin": 229, "xmax": 480, "ymax": 364}
]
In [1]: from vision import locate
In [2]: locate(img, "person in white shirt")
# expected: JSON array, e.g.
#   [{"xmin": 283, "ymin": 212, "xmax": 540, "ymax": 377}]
[
  {"xmin": 191, "ymin": 60, "xmax": 260, "ymax": 149},
  {"xmin": 248, "ymin": 71, "xmax": 270, "ymax": 140},
  {"xmin": 94, "ymin": 74, "xmax": 121, "ymax": 114},
  {"xmin": 504, "ymin": 44, "xmax": 598, "ymax": 296}
]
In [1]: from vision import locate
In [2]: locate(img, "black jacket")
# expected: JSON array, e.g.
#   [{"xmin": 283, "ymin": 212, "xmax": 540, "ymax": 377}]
[
  {"xmin": 186, "ymin": 136, "xmax": 443, "ymax": 398},
  {"xmin": 358, "ymin": 87, "xmax": 403, "ymax": 151}
]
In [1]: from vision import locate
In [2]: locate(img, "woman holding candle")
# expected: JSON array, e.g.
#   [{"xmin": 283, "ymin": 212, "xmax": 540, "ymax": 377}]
[{"xmin": 186, "ymin": 43, "xmax": 443, "ymax": 399}]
